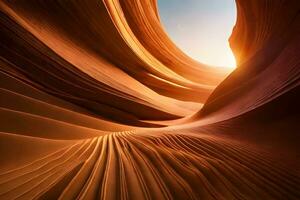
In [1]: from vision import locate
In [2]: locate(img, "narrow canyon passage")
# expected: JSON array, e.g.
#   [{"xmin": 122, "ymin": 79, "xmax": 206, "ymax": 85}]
[{"xmin": 0, "ymin": 0, "xmax": 299, "ymax": 199}]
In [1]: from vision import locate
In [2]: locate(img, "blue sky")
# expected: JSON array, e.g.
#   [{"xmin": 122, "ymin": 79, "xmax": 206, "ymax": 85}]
[{"xmin": 157, "ymin": 0, "xmax": 237, "ymax": 68}]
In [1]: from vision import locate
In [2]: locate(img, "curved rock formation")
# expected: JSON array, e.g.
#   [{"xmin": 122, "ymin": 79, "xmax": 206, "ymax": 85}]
[{"xmin": 0, "ymin": 0, "xmax": 299, "ymax": 199}]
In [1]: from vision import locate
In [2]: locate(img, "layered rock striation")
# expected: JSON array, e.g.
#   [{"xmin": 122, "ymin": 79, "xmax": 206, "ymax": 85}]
[{"xmin": 0, "ymin": 0, "xmax": 299, "ymax": 199}]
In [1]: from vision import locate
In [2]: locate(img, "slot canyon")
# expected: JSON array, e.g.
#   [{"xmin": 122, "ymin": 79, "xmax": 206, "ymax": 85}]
[{"xmin": 0, "ymin": 0, "xmax": 299, "ymax": 199}]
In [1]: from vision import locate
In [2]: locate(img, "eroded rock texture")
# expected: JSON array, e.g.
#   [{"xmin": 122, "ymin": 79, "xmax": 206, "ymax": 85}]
[{"xmin": 0, "ymin": 0, "xmax": 299, "ymax": 199}]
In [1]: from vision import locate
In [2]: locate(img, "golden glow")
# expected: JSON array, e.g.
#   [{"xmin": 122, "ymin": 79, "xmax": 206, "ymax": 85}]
[{"xmin": 192, "ymin": 43, "xmax": 237, "ymax": 68}]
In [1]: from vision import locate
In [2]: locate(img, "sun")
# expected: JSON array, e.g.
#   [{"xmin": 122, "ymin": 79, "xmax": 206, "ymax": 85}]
[{"xmin": 158, "ymin": 0, "xmax": 237, "ymax": 68}]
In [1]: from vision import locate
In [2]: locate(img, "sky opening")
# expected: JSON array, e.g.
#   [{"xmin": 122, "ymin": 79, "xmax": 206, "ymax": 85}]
[{"xmin": 157, "ymin": 0, "xmax": 237, "ymax": 68}]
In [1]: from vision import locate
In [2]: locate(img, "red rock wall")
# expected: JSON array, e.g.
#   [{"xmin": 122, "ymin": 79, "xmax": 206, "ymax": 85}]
[{"xmin": 0, "ymin": 0, "xmax": 299, "ymax": 199}]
